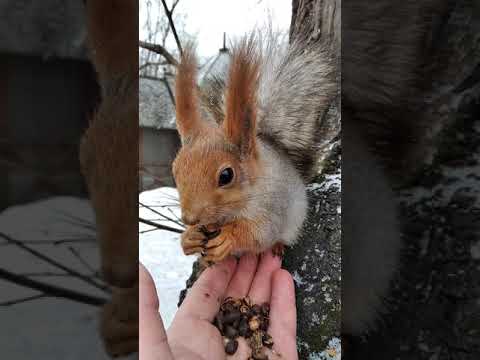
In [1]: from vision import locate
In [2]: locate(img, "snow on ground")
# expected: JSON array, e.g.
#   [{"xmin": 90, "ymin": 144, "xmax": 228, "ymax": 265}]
[
  {"xmin": 0, "ymin": 197, "xmax": 136, "ymax": 359},
  {"xmin": 139, "ymin": 187, "xmax": 196, "ymax": 328}
]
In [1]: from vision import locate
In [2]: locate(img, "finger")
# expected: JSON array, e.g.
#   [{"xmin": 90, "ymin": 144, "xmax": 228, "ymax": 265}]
[
  {"xmin": 178, "ymin": 256, "xmax": 238, "ymax": 321},
  {"xmin": 225, "ymin": 253, "xmax": 258, "ymax": 298},
  {"xmin": 269, "ymin": 269, "xmax": 298, "ymax": 360},
  {"xmin": 227, "ymin": 337, "xmax": 252, "ymax": 360},
  {"xmin": 139, "ymin": 264, "xmax": 174, "ymax": 360},
  {"xmin": 247, "ymin": 250, "xmax": 282, "ymax": 304}
]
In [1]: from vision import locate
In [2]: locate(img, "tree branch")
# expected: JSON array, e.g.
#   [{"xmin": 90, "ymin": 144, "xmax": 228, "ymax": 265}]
[
  {"xmin": 139, "ymin": 217, "xmax": 183, "ymax": 234},
  {"xmin": 0, "ymin": 232, "xmax": 109, "ymax": 293},
  {"xmin": 139, "ymin": 201, "xmax": 184, "ymax": 228},
  {"xmin": 161, "ymin": 0, "xmax": 183, "ymax": 55},
  {"xmin": 0, "ymin": 268, "xmax": 107, "ymax": 306},
  {"xmin": 139, "ymin": 41, "xmax": 179, "ymax": 66},
  {"xmin": 0, "ymin": 294, "xmax": 46, "ymax": 306}
]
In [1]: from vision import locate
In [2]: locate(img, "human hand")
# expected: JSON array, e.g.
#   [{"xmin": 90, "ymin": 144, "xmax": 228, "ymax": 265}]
[{"xmin": 139, "ymin": 250, "xmax": 298, "ymax": 359}]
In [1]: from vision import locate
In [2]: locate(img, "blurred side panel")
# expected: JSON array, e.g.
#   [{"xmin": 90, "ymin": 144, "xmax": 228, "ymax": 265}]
[{"xmin": 342, "ymin": 1, "xmax": 480, "ymax": 359}]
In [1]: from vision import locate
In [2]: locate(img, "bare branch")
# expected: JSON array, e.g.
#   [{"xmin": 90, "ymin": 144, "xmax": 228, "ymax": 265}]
[
  {"xmin": 0, "ymin": 232, "xmax": 109, "ymax": 293},
  {"xmin": 0, "ymin": 238, "xmax": 96, "ymax": 247},
  {"xmin": 139, "ymin": 217, "xmax": 183, "ymax": 234},
  {"xmin": 170, "ymin": 0, "xmax": 181, "ymax": 14},
  {"xmin": 68, "ymin": 246, "xmax": 96, "ymax": 274},
  {"xmin": 139, "ymin": 201, "xmax": 184, "ymax": 228},
  {"xmin": 161, "ymin": 0, "xmax": 183, "ymax": 55},
  {"xmin": 0, "ymin": 294, "xmax": 46, "ymax": 306},
  {"xmin": 0, "ymin": 268, "xmax": 107, "ymax": 307},
  {"xmin": 139, "ymin": 41, "xmax": 179, "ymax": 66},
  {"xmin": 163, "ymin": 77, "xmax": 176, "ymax": 106}
]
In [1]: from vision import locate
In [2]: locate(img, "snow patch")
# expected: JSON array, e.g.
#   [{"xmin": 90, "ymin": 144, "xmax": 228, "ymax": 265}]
[
  {"xmin": 139, "ymin": 187, "xmax": 195, "ymax": 328},
  {"xmin": 308, "ymin": 337, "xmax": 341, "ymax": 360}
]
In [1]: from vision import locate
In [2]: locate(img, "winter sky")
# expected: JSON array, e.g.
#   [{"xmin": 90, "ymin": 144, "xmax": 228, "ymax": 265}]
[{"xmin": 139, "ymin": 0, "xmax": 292, "ymax": 58}]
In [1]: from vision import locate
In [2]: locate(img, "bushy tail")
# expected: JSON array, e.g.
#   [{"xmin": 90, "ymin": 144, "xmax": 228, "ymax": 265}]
[
  {"xmin": 200, "ymin": 32, "xmax": 338, "ymax": 181},
  {"xmin": 256, "ymin": 34, "xmax": 338, "ymax": 181}
]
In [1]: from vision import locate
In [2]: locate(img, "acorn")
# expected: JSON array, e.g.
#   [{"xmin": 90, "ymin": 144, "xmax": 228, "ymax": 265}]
[
  {"xmin": 262, "ymin": 333, "xmax": 274, "ymax": 349},
  {"xmin": 260, "ymin": 317, "xmax": 269, "ymax": 331},
  {"xmin": 261, "ymin": 302, "xmax": 270, "ymax": 316},
  {"xmin": 239, "ymin": 304, "xmax": 250, "ymax": 314},
  {"xmin": 214, "ymin": 313, "xmax": 224, "ymax": 333},
  {"xmin": 224, "ymin": 302, "xmax": 236, "ymax": 313},
  {"xmin": 249, "ymin": 315, "xmax": 261, "ymax": 331},
  {"xmin": 223, "ymin": 309, "xmax": 241, "ymax": 324},
  {"xmin": 251, "ymin": 304, "xmax": 262, "ymax": 315},
  {"xmin": 224, "ymin": 325, "xmax": 238, "ymax": 339},
  {"xmin": 238, "ymin": 318, "xmax": 250, "ymax": 337},
  {"xmin": 213, "ymin": 297, "xmax": 274, "ymax": 357},
  {"xmin": 225, "ymin": 339, "xmax": 238, "ymax": 355}
]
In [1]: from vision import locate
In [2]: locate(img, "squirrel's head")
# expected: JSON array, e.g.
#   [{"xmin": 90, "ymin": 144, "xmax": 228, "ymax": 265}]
[{"xmin": 172, "ymin": 40, "xmax": 260, "ymax": 228}]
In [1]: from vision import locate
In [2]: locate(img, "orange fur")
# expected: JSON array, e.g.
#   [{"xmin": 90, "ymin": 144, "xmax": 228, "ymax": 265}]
[
  {"xmin": 183, "ymin": 219, "xmax": 261, "ymax": 263},
  {"xmin": 172, "ymin": 131, "xmax": 248, "ymax": 226},
  {"xmin": 85, "ymin": 0, "xmax": 138, "ymax": 79},
  {"xmin": 224, "ymin": 37, "xmax": 261, "ymax": 156},
  {"xmin": 173, "ymin": 39, "xmax": 268, "ymax": 264},
  {"xmin": 175, "ymin": 46, "xmax": 203, "ymax": 141},
  {"xmin": 80, "ymin": 2, "xmax": 138, "ymax": 356}
]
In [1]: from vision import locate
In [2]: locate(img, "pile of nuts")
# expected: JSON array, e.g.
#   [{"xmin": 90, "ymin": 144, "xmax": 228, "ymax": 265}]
[{"xmin": 213, "ymin": 296, "xmax": 275, "ymax": 359}]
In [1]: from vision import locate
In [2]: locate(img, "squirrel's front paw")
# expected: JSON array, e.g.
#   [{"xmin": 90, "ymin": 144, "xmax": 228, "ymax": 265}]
[
  {"xmin": 181, "ymin": 225, "xmax": 208, "ymax": 255},
  {"xmin": 100, "ymin": 286, "xmax": 138, "ymax": 357},
  {"xmin": 201, "ymin": 234, "xmax": 233, "ymax": 263}
]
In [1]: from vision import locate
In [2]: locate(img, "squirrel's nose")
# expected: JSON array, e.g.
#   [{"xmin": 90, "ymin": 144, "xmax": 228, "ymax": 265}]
[{"xmin": 182, "ymin": 212, "xmax": 200, "ymax": 226}]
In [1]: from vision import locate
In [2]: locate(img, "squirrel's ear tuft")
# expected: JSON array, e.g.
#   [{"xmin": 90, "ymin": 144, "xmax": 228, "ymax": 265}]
[
  {"xmin": 224, "ymin": 36, "xmax": 260, "ymax": 156},
  {"xmin": 175, "ymin": 44, "xmax": 202, "ymax": 142}
]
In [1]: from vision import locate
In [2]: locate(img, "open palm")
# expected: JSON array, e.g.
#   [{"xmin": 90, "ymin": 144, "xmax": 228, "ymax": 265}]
[{"xmin": 140, "ymin": 250, "xmax": 298, "ymax": 359}]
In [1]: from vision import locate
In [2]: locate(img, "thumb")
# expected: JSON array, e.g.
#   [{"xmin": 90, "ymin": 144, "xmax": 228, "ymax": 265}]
[{"xmin": 139, "ymin": 263, "xmax": 174, "ymax": 360}]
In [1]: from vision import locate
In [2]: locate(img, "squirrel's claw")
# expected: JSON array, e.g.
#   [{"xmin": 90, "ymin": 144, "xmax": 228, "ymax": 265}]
[
  {"xmin": 201, "ymin": 234, "xmax": 233, "ymax": 263},
  {"xmin": 181, "ymin": 226, "xmax": 207, "ymax": 255}
]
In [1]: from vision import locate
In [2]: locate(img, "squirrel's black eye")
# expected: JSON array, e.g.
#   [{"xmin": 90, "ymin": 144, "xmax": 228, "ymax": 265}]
[{"xmin": 218, "ymin": 167, "xmax": 234, "ymax": 187}]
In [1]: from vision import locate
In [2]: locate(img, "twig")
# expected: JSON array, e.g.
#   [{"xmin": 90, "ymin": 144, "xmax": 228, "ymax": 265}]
[
  {"xmin": 139, "ymin": 41, "xmax": 179, "ymax": 66},
  {"xmin": 163, "ymin": 77, "xmax": 176, "ymax": 106},
  {"xmin": 0, "ymin": 294, "xmax": 46, "ymax": 306},
  {"xmin": 139, "ymin": 218, "xmax": 183, "ymax": 234},
  {"xmin": 140, "ymin": 228, "xmax": 160, "ymax": 234},
  {"xmin": 21, "ymin": 272, "xmax": 70, "ymax": 277},
  {"xmin": 0, "ymin": 232, "xmax": 109, "ymax": 293},
  {"xmin": 170, "ymin": 0, "xmax": 181, "ymax": 14},
  {"xmin": 68, "ymin": 246, "xmax": 96, "ymax": 275},
  {"xmin": 0, "ymin": 238, "xmax": 96, "ymax": 246},
  {"xmin": 161, "ymin": 0, "xmax": 183, "ymax": 55},
  {"xmin": 0, "ymin": 268, "xmax": 107, "ymax": 307},
  {"xmin": 139, "ymin": 201, "xmax": 184, "ymax": 228}
]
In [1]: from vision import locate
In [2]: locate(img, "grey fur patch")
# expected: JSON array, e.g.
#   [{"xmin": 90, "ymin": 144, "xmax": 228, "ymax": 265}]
[{"xmin": 198, "ymin": 33, "xmax": 338, "ymax": 182}]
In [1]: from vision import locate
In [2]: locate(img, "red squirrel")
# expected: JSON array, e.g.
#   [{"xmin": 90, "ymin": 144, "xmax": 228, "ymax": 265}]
[{"xmin": 172, "ymin": 35, "xmax": 337, "ymax": 263}]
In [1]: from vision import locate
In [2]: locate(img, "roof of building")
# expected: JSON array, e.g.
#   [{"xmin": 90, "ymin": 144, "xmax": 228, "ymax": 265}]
[{"xmin": 139, "ymin": 76, "xmax": 176, "ymax": 130}]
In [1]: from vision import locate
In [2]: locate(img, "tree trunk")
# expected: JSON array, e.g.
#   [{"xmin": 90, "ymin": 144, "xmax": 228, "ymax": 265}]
[
  {"xmin": 283, "ymin": 1, "xmax": 342, "ymax": 357},
  {"xmin": 347, "ymin": 1, "xmax": 480, "ymax": 358}
]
